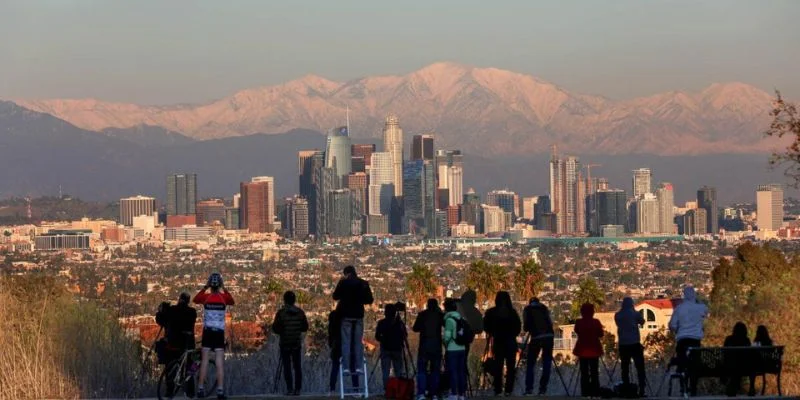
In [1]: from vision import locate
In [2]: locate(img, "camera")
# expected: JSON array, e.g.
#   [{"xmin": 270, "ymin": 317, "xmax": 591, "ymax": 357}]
[{"xmin": 394, "ymin": 301, "xmax": 406, "ymax": 312}]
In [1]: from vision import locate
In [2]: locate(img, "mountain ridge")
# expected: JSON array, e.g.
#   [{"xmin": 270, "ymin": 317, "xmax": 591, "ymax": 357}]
[{"xmin": 13, "ymin": 62, "xmax": 780, "ymax": 156}]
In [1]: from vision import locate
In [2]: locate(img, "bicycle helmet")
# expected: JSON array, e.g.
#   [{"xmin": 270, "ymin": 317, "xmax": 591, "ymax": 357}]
[{"xmin": 207, "ymin": 272, "xmax": 223, "ymax": 289}]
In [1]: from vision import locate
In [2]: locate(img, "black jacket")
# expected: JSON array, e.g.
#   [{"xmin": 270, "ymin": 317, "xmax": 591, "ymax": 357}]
[
  {"xmin": 376, "ymin": 317, "xmax": 407, "ymax": 352},
  {"xmin": 157, "ymin": 303, "xmax": 197, "ymax": 350},
  {"xmin": 412, "ymin": 306, "xmax": 444, "ymax": 341},
  {"xmin": 523, "ymin": 300, "xmax": 554, "ymax": 339},
  {"xmin": 484, "ymin": 306, "xmax": 522, "ymax": 341},
  {"xmin": 332, "ymin": 275, "xmax": 374, "ymax": 319},
  {"xmin": 272, "ymin": 305, "xmax": 309, "ymax": 350},
  {"xmin": 458, "ymin": 290, "xmax": 484, "ymax": 334}
]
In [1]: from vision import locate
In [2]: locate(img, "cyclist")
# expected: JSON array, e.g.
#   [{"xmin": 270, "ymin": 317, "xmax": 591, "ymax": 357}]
[
  {"xmin": 193, "ymin": 272, "xmax": 235, "ymax": 400},
  {"xmin": 157, "ymin": 292, "xmax": 198, "ymax": 398}
]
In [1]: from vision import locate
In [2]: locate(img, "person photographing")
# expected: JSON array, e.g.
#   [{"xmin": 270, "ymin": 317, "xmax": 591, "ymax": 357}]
[{"xmin": 194, "ymin": 272, "xmax": 235, "ymax": 400}]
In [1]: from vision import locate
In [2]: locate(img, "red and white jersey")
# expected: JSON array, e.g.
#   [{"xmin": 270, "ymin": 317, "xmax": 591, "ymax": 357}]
[{"xmin": 193, "ymin": 289, "xmax": 235, "ymax": 331}]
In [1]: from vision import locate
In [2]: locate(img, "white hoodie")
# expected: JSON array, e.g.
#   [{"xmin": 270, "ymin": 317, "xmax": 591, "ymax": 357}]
[{"xmin": 668, "ymin": 286, "xmax": 708, "ymax": 341}]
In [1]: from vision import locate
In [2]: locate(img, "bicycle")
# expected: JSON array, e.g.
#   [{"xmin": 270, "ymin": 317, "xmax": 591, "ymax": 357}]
[{"xmin": 157, "ymin": 348, "xmax": 217, "ymax": 399}]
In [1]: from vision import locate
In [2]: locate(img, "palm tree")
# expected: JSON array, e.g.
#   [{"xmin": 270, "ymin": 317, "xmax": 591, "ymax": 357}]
[
  {"xmin": 513, "ymin": 258, "xmax": 545, "ymax": 303},
  {"xmin": 405, "ymin": 264, "xmax": 438, "ymax": 308},
  {"xmin": 569, "ymin": 277, "xmax": 605, "ymax": 321},
  {"xmin": 464, "ymin": 260, "xmax": 509, "ymax": 307}
]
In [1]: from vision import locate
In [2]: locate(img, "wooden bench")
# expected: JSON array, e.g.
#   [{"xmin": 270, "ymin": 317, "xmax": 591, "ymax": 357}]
[{"xmin": 686, "ymin": 346, "xmax": 784, "ymax": 396}]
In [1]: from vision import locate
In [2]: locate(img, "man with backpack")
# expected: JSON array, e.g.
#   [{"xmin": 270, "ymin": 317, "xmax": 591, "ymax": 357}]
[
  {"xmin": 443, "ymin": 298, "xmax": 471, "ymax": 400},
  {"xmin": 193, "ymin": 272, "xmax": 235, "ymax": 400},
  {"xmin": 413, "ymin": 298, "xmax": 444, "ymax": 400},
  {"xmin": 375, "ymin": 303, "xmax": 407, "ymax": 391},
  {"xmin": 332, "ymin": 265, "xmax": 374, "ymax": 374},
  {"xmin": 522, "ymin": 297, "xmax": 554, "ymax": 396},
  {"xmin": 156, "ymin": 292, "xmax": 197, "ymax": 398},
  {"xmin": 271, "ymin": 291, "xmax": 309, "ymax": 396}
]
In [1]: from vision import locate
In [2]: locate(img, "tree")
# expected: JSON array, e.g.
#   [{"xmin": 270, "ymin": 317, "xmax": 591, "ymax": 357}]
[
  {"xmin": 766, "ymin": 91, "xmax": 800, "ymax": 186},
  {"xmin": 464, "ymin": 260, "xmax": 509, "ymax": 307},
  {"xmin": 569, "ymin": 277, "xmax": 605, "ymax": 321},
  {"xmin": 405, "ymin": 264, "xmax": 438, "ymax": 308},
  {"xmin": 513, "ymin": 258, "xmax": 545, "ymax": 303}
]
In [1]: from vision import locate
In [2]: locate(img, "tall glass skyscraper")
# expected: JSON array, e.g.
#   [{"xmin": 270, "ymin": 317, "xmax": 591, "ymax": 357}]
[
  {"xmin": 697, "ymin": 186, "xmax": 718, "ymax": 234},
  {"xmin": 369, "ymin": 152, "xmax": 394, "ymax": 216},
  {"xmin": 632, "ymin": 168, "xmax": 652, "ymax": 199},
  {"xmin": 596, "ymin": 189, "xmax": 627, "ymax": 233},
  {"xmin": 402, "ymin": 160, "xmax": 435, "ymax": 235},
  {"xmin": 327, "ymin": 189, "xmax": 353, "ymax": 238},
  {"xmin": 325, "ymin": 126, "xmax": 352, "ymax": 188},
  {"xmin": 382, "ymin": 115, "xmax": 404, "ymax": 197},
  {"xmin": 166, "ymin": 173, "xmax": 197, "ymax": 216}
]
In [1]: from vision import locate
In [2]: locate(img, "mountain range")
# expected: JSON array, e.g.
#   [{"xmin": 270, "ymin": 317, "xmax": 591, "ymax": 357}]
[{"xmin": 14, "ymin": 62, "xmax": 781, "ymax": 156}]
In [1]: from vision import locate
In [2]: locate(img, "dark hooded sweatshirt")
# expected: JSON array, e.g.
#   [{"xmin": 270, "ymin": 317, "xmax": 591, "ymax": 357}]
[
  {"xmin": 614, "ymin": 297, "xmax": 644, "ymax": 346},
  {"xmin": 459, "ymin": 289, "xmax": 484, "ymax": 334},
  {"xmin": 272, "ymin": 304, "xmax": 309, "ymax": 350},
  {"xmin": 523, "ymin": 299, "xmax": 554, "ymax": 340},
  {"xmin": 573, "ymin": 303, "xmax": 604, "ymax": 358},
  {"xmin": 483, "ymin": 292, "xmax": 522, "ymax": 341}
]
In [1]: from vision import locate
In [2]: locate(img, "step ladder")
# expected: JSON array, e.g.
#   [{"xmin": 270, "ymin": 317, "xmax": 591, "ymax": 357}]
[{"xmin": 338, "ymin": 356, "xmax": 369, "ymax": 399}]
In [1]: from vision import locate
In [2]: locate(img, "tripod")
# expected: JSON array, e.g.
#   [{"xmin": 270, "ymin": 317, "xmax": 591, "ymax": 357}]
[
  {"xmin": 567, "ymin": 357, "xmax": 615, "ymax": 397},
  {"xmin": 516, "ymin": 333, "xmax": 571, "ymax": 396},
  {"xmin": 272, "ymin": 351, "xmax": 284, "ymax": 393}
]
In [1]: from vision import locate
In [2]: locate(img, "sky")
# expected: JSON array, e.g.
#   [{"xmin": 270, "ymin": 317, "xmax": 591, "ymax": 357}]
[{"xmin": 1, "ymin": 0, "xmax": 798, "ymax": 105}]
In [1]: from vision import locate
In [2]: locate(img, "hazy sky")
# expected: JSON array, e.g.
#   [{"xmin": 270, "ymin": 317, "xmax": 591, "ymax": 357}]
[{"xmin": 1, "ymin": 0, "xmax": 797, "ymax": 105}]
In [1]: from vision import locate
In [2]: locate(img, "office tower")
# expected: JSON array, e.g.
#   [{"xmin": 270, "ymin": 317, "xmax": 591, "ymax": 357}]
[
  {"xmin": 366, "ymin": 214, "xmax": 389, "ymax": 234},
  {"xmin": 351, "ymin": 157, "xmax": 366, "ymax": 173},
  {"xmin": 433, "ymin": 210, "xmax": 448, "ymax": 238},
  {"xmin": 382, "ymin": 114, "xmax": 404, "ymax": 197},
  {"xmin": 461, "ymin": 189, "xmax": 482, "ymax": 228},
  {"xmin": 549, "ymin": 147, "xmax": 583, "ymax": 234},
  {"xmin": 326, "ymin": 126, "xmax": 352, "ymax": 187},
  {"xmin": 697, "ymin": 186, "xmax": 718, "ymax": 234},
  {"xmin": 240, "ymin": 176, "xmax": 275, "ymax": 233},
  {"xmin": 513, "ymin": 193, "xmax": 521, "ymax": 220},
  {"xmin": 119, "ymin": 195, "xmax": 156, "ymax": 226},
  {"xmin": 597, "ymin": 178, "xmax": 610, "ymax": 191},
  {"xmin": 487, "ymin": 190, "xmax": 517, "ymax": 219},
  {"xmin": 327, "ymin": 189, "xmax": 353, "ymax": 237},
  {"xmin": 635, "ymin": 193, "xmax": 660, "ymax": 234},
  {"xmin": 347, "ymin": 172, "xmax": 369, "ymax": 220},
  {"xmin": 446, "ymin": 205, "xmax": 460, "ymax": 228},
  {"xmin": 298, "ymin": 150, "xmax": 320, "ymax": 197},
  {"xmin": 655, "ymin": 182, "xmax": 675, "ymax": 234},
  {"xmin": 403, "ymin": 160, "xmax": 435, "ymax": 235},
  {"xmin": 411, "ymin": 134, "xmax": 435, "ymax": 161},
  {"xmin": 596, "ymin": 189, "xmax": 627, "ymax": 235},
  {"xmin": 166, "ymin": 173, "xmax": 197, "ymax": 216},
  {"xmin": 482, "ymin": 204, "xmax": 506, "ymax": 234},
  {"xmin": 632, "ymin": 168, "xmax": 652, "ymax": 199},
  {"xmin": 534, "ymin": 196, "xmax": 551, "ymax": 229},
  {"xmin": 351, "ymin": 144, "xmax": 376, "ymax": 169},
  {"xmin": 288, "ymin": 196, "xmax": 309, "ymax": 239},
  {"xmin": 196, "ymin": 199, "xmax": 226, "ymax": 226},
  {"xmin": 369, "ymin": 152, "xmax": 395, "ymax": 216},
  {"xmin": 224, "ymin": 207, "xmax": 240, "ymax": 230},
  {"xmin": 682, "ymin": 208, "xmax": 708, "ymax": 235},
  {"xmin": 757, "ymin": 184, "xmax": 784, "ymax": 231},
  {"xmin": 522, "ymin": 196, "xmax": 538, "ymax": 220},
  {"xmin": 435, "ymin": 150, "xmax": 464, "ymax": 205}
]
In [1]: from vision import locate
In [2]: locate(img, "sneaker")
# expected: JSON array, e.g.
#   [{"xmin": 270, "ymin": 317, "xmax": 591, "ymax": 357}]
[
  {"xmin": 196, "ymin": 388, "xmax": 205, "ymax": 398},
  {"xmin": 355, "ymin": 368, "xmax": 364, "ymax": 374},
  {"xmin": 524, "ymin": 390, "xmax": 534, "ymax": 396},
  {"xmin": 342, "ymin": 368, "xmax": 351, "ymax": 374},
  {"xmin": 538, "ymin": 389, "xmax": 547, "ymax": 396}
]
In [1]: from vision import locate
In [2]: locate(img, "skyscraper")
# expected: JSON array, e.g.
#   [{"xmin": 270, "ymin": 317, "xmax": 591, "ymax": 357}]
[
  {"xmin": 522, "ymin": 196, "xmax": 538, "ymax": 220},
  {"xmin": 655, "ymin": 182, "xmax": 675, "ymax": 234},
  {"xmin": 482, "ymin": 204, "xmax": 506, "ymax": 234},
  {"xmin": 411, "ymin": 134, "xmax": 435, "ymax": 161},
  {"xmin": 351, "ymin": 144, "xmax": 376, "ymax": 168},
  {"xmin": 632, "ymin": 168, "xmax": 652, "ymax": 199},
  {"xmin": 299, "ymin": 149, "xmax": 321, "ymax": 198},
  {"xmin": 681, "ymin": 208, "xmax": 707, "ymax": 235},
  {"xmin": 327, "ymin": 189, "xmax": 354, "ymax": 238},
  {"xmin": 756, "ymin": 184, "xmax": 784, "ymax": 231},
  {"xmin": 120, "ymin": 195, "xmax": 156, "ymax": 226},
  {"xmin": 402, "ymin": 160, "xmax": 435, "ymax": 235},
  {"xmin": 697, "ymin": 186, "xmax": 718, "ymax": 234},
  {"xmin": 196, "ymin": 199, "xmax": 225, "ymax": 226},
  {"xmin": 369, "ymin": 152, "xmax": 394, "ymax": 216},
  {"xmin": 635, "ymin": 193, "xmax": 660, "ymax": 234},
  {"xmin": 240, "ymin": 176, "xmax": 275, "ymax": 233},
  {"xmin": 435, "ymin": 150, "xmax": 464, "ymax": 205},
  {"xmin": 288, "ymin": 196, "xmax": 309, "ymax": 239},
  {"xmin": 549, "ymin": 147, "xmax": 583, "ymax": 234},
  {"xmin": 346, "ymin": 172, "xmax": 369, "ymax": 222},
  {"xmin": 596, "ymin": 189, "xmax": 627, "ymax": 234},
  {"xmin": 487, "ymin": 190, "xmax": 517, "ymax": 219},
  {"xmin": 166, "ymin": 173, "xmax": 197, "ymax": 216},
  {"xmin": 382, "ymin": 114, "xmax": 404, "ymax": 197},
  {"xmin": 325, "ymin": 126, "xmax": 352, "ymax": 187}
]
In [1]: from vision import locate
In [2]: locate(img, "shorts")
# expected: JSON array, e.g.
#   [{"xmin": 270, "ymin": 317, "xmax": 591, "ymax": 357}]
[{"xmin": 201, "ymin": 329, "xmax": 225, "ymax": 350}]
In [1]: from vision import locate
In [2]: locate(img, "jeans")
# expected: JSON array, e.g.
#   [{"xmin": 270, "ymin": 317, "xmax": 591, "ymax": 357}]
[
  {"xmin": 446, "ymin": 350, "xmax": 467, "ymax": 396},
  {"xmin": 579, "ymin": 357, "xmax": 600, "ymax": 397},
  {"xmin": 619, "ymin": 343, "xmax": 646, "ymax": 394},
  {"xmin": 416, "ymin": 339, "xmax": 442, "ymax": 396},
  {"xmin": 330, "ymin": 349, "xmax": 359, "ymax": 391},
  {"xmin": 280, "ymin": 347, "xmax": 302, "ymax": 393},
  {"xmin": 676, "ymin": 338, "xmax": 701, "ymax": 395},
  {"xmin": 492, "ymin": 338, "xmax": 517, "ymax": 395},
  {"xmin": 525, "ymin": 336, "xmax": 554, "ymax": 394},
  {"xmin": 341, "ymin": 318, "xmax": 364, "ymax": 371},
  {"xmin": 381, "ymin": 350, "xmax": 405, "ymax": 390}
]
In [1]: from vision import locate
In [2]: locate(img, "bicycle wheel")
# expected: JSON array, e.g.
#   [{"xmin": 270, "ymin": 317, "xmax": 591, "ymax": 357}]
[
  {"xmin": 193, "ymin": 359, "xmax": 218, "ymax": 398},
  {"xmin": 157, "ymin": 360, "xmax": 182, "ymax": 400}
]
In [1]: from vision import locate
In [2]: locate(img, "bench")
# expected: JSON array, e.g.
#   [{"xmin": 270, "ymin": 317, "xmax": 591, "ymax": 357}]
[{"xmin": 686, "ymin": 346, "xmax": 784, "ymax": 396}]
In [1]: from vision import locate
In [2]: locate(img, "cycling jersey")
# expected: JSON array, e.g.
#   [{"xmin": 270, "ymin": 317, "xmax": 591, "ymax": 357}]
[{"xmin": 193, "ymin": 289, "xmax": 235, "ymax": 332}]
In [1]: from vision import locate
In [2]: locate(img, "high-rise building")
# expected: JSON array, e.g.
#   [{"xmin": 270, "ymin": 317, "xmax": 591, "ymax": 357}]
[
  {"xmin": 402, "ymin": 160, "xmax": 435, "ymax": 235},
  {"xmin": 224, "ymin": 207, "xmax": 240, "ymax": 230},
  {"xmin": 757, "ymin": 184, "xmax": 784, "ymax": 231},
  {"xmin": 596, "ymin": 189, "xmax": 627, "ymax": 234},
  {"xmin": 681, "ymin": 208, "xmax": 707, "ymax": 235},
  {"xmin": 697, "ymin": 186, "xmax": 718, "ymax": 234},
  {"xmin": 196, "ymin": 199, "xmax": 225, "ymax": 226},
  {"xmin": 655, "ymin": 182, "xmax": 675, "ymax": 234},
  {"xmin": 347, "ymin": 172, "xmax": 369, "ymax": 222},
  {"xmin": 351, "ymin": 144, "xmax": 376, "ymax": 168},
  {"xmin": 635, "ymin": 193, "xmax": 660, "ymax": 234},
  {"xmin": 522, "ymin": 196, "xmax": 538, "ymax": 221},
  {"xmin": 461, "ymin": 189, "xmax": 482, "ymax": 231},
  {"xmin": 632, "ymin": 168, "xmax": 652, "ymax": 199},
  {"xmin": 119, "ymin": 195, "xmax": 156, "ymax": 226},
  {"xmin": 326, "ymin": 126, "xmax": 352, "ymax": 187},
  {"xmin": 482, "ymin": 204, "xmax": 506, "ymax": 234},
  {"xmin": 240, "ymin": 176, "xmax": 275, "ymax": 233},
  {"xmin": 166, "ymin": 173, "xmax": 197, "ymax": 216},
  {"xmin": 446, "ymin": 205, "xmax": 460, "ymax": 229},
  {"xmin": 435, "ymin": 150, "xmax": 464, "ymax": 205},
  {"xmin": 288, "ymin": 196, "xmax": 309, "ymax": 239},
  {"xmin": 487, "ymin": 190, "xmax": 517, "ymax": 219},
  {"xmin": 433, "ymin": 210, "xmax": 448, "ymax": 238},
  {"xmin": 549, "ymin": 148, "xmax": 583, "ymax": 234},
  {"xmin": 327, "ymin": 189, "xmax": 353, "ymax": 238},
  {"xmin": 369, "ymin": 152, "xmax": 395, "ymax": 216},
  {"xmin": 534, "ymin": 196, "xmax": 551, "ymax": 229},
  {"xmin": 382, "ymin": 115, "xmax": 404, "ymax": 197},
  {"xmin": 411, "ymin": 134, "xmax": 435, "ymax": 161},
  {"xmin": 351, "ymin": 157, "xmax": 366, "ymax": 174}
]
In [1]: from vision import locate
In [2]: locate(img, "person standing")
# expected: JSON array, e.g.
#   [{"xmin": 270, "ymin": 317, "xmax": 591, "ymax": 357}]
[
  {"xmin": 413, "ymin": 298, "xmax": 444, "ymax": 400},
  {"xmin": 573, "ymin": 303, "xmax": 604, "ymax": 398},
  {"xmin": 615, "ymin": 297, "xmax": 646, "ymax": 397},
  {"xmin": 458, "ymin": 289, "xmax": 484, "ymax": 388},
  {"xmin": 375, "ymin": 303, "xmax": 407, "ymax": 390},
  {"xmin": 523, "ymin": 297, "xmax": 554, "ymax": 396},
  {"xmin": 193, "ymin": 272, "xmax": 235, "ymax": 400},
  {"xmin": 668, "ymin": 286, "xmax": 708, "ymax": 396},
  {"xmin": 332, "ymin": 265, "xmax": 374, "ymax": 374},
  {"xmin": 271, "ymin": 291, "xmax": 309, "ymax": 396},
  {"xmin": 483, "ymin": 291, "xmax": 522, "ymax": 396},
  {"xmin": 156, "ymin": 292, "xmax": 198, "ymax": 398},
  {"xmin": 443, "ymin": 298, "xmax": 467, "ymax": 400}
]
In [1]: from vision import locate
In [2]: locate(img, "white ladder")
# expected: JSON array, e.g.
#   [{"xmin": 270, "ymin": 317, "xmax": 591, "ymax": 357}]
[{"xmin": 338, "ymin": 356, "xmax": 369, "ymax": 399}]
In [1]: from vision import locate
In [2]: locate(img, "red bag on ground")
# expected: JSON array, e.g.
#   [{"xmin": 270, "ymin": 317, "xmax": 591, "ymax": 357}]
[{"xmin": 385, "ymin": 377, "xmax": 415, "ymax": 400}]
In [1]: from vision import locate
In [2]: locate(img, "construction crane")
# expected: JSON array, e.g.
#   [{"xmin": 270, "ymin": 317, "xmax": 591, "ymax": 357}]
[{"xmin": 584, "ymin": 163, "xmax": 602, "ymax": 192}]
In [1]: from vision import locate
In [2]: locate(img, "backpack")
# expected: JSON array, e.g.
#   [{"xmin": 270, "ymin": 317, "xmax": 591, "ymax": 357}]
[{"xmin": 448, "ymin": 316, "xmax": 475, "ymax": 346}]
